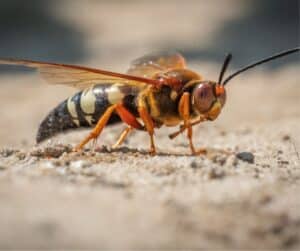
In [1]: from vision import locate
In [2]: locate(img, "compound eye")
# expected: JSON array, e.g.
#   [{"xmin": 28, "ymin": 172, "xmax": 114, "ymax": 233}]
[{"xmin": 192, "ymin": 83, "xmax": 215, "ymax": 113}]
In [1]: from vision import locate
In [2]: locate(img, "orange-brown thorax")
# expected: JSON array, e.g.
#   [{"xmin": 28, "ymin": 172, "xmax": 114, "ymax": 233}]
[
  {"xmin": 137, "ymin": 69, "xmax": 201, "ymax": 126},
  {"xmin": 137, "ymin": 69, "xmax": 226, "ymax": 127}
]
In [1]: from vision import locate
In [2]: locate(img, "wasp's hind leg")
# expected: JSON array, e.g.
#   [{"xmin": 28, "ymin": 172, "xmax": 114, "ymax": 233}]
[
  {"xmin": 112, "ymin": 104, "xmax": 143, "ymax": 149},
  {"xmin": 178, "ymin": 92, "xmax": 206, "ymax": 155},
  {"xmin": 112, "ymin": 126, "xmax": 133, "ymax": 149},
  {"xmin": 74, "ymin": 104, "xmax": 118, "ymax": 151}
]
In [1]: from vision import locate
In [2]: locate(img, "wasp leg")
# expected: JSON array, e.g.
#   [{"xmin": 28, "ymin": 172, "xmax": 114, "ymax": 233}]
[
  {"xmin": 138, "ymin": 106, "xmax": 156, "ymax": 155},
  {"xmin": 178, "ymin": 92, "xmax": 197, "ymax": 154},
  {"xmin": 178, "ymin": 92, "xmax": 208, "ymax": 155},
  {"xmin": 112, "ymin": 126, "xmax": 133, "ymax": 149},
  {"xmin": 74, "ymin": 104, "xmax": 117, "ymax": 151},
  {"xmin": 115, "ymin": 104, "xmax": 143, "ymax": 130},
  {"xmin": 111, "ymin": 104, "xmax": 144, "ymax": 149},
  {"xmin": 169, "ymin": 116, "xmax": 206, "ymax": 139}
]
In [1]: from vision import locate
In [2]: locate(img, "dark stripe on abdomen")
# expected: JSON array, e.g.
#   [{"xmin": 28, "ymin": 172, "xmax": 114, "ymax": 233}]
[
  {"xmin": 36, "ymin": 99, "xmax": 78, "ymax": 143},
  {"xmin": 36, "ymin": 87, "xmax": 121, "ymax": 143}
]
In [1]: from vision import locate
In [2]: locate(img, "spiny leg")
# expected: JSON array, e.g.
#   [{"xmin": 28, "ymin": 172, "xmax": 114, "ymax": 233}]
[
  {"xmin": 138, "ymin": 106, "xmax": 156, "ymax": 155},
  {"xmin": 112, "ymin": 126, "xmax": 133, "ymax": 149},
  {"xmin": 178, "ymin": 92, "xmax": 208, "ymax": 155},
  {"xmin": 74, "ymin": 104, "xmax": 117, "ymax": 151}
]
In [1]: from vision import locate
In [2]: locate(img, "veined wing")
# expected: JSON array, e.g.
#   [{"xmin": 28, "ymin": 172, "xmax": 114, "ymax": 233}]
[
  {"xmin": 127, "ymin": 51, "xmax": 186, "ymax": 78},
  {"xmin": 0, "ymin": 58, "xmax": 160, "ymax": 90}
]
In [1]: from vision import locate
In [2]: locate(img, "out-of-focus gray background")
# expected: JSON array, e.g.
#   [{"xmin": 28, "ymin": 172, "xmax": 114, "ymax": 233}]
[{"xmin": 0, "ymin": 0, "xmax": 298, "ymax": 70}]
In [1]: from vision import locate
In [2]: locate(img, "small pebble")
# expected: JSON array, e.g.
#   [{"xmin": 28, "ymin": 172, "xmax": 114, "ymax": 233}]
[
  {"xmin": 282, "ymin": 135, "xmax": 291, "ymax": 141},
  {"xmin": 206, "ymin": 168, "xmax": 225, "ymax": 179},
  {"xmin": 16, "ymin": 152, "xmax": 26, "ymax": 160},
  {"xmin": 236, "ymin": 152, "xmax": 255, "ymax": 164},
  {"xmin": 278, "ymin": 160, "xmax": 289, "ymax": 165},
  {"xmin": 190, "ymin": 161, "xmax": 202, "ymax": 169}
]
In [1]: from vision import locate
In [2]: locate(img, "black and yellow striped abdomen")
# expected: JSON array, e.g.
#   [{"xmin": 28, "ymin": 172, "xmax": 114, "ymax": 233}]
[{"xmin": 36, "ymin": 83, "xmax": 143, "ymax": 142}]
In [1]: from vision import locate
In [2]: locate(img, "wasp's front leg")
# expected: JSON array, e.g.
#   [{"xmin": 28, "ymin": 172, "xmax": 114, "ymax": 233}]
[{"xmin": 178, "ymin": 92, "xmax": 206, "ymax": 155}]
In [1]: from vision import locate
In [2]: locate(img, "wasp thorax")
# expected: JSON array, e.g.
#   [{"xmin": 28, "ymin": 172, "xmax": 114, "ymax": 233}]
[{"xmin": 192, "ymin": 82, "xmax": 216, "ymax": 113}]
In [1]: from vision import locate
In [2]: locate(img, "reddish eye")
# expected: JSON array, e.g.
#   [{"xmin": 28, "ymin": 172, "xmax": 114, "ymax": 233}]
[{"xmin": 192, "ymin": 83, "xmax": 215, "ymax": 113}]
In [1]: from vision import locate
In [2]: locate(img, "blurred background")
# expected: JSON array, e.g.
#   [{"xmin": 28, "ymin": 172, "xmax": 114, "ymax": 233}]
[
  {"xmin": 0, "ymin": 0, "xmax": 299, "ymax": 146},
  {"xmin": 0, "ymin": 0, "xmax": 298, "ymax": 68}
]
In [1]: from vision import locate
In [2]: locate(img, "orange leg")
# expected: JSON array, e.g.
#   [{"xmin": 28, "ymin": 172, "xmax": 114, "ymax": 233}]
[
  {"xmin": 138, "ymin": 106, "xmax": 156, "ymax": 155},
  {"xmin": 115, "ymin": 104, "xmax": 143, "ymax": 130},
  {"xmin": 168, "ymin": 116, "xmax": 206, "ymax": 139},
  {"xmin": 112, "ymin": 126, "xmax": 133, "ymax": 149},
  {"xmin": 74, "ymin": 104, "xmax": 117, "ymax": 151},
  {"xmin": 111, "ymin": 104, "xmax": 143, "ymax": 149},
  {"xmin": 178, "ymin": 92, "xmax": 206, "ymax": 155}
]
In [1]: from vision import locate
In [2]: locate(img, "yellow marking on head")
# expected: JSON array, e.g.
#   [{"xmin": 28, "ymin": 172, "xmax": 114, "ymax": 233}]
[
  {"xmin": 80, "ymin": 87, "xmax": 96, "ymax": 114},
  {"xmin": 107, "ymin": 84, "xmax": 125, "ymax": 104},
  {"xmin": 207, "ymin": 100, "xmax": 222, "ymax": 121},
  {"xmin": 67, "ymin": 97, "xmax": 80, "ymax": 126}
]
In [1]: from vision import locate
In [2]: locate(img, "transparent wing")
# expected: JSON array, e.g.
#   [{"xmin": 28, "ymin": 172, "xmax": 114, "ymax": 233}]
[
  {"xmin": 0, "ymin": 58, "xmax": 159, "ymax": 90},
  {"xmin": 127, "ymin": 51, "xmax": 186, "ymax": 78}
]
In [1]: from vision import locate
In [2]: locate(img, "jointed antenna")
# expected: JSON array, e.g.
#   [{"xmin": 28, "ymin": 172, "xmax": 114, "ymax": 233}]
[{"xmin": 222, "ymin": 47, "xmax": 300, "ymax": 85}]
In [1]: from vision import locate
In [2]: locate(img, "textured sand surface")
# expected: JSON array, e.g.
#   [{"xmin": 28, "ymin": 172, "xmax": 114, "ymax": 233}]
[{"xmin": 0, "ymin": 1, "xmax": 299, "ymax": 249}]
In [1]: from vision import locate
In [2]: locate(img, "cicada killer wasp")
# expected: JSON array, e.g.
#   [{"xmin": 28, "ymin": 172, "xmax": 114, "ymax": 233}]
[{"xmin": 0, "ymin": 47, "xmax": 299, "ymax": 155}]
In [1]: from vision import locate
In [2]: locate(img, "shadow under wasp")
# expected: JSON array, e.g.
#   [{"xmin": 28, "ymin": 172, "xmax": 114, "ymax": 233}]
[{"xmin": 0, "ymin": 47, "xmax": 299, "ymax": 155}]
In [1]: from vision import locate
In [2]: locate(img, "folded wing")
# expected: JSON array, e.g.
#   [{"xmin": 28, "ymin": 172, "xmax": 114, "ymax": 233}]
[{"xmin": 0, "ymin": 58, "xmax": 159, "ymax": 90}]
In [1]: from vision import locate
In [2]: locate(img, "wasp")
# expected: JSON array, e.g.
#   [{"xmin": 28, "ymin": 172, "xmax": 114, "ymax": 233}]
[{"xmin": 0, "ymin": 48, "xmax": 299, "ymax": 155}]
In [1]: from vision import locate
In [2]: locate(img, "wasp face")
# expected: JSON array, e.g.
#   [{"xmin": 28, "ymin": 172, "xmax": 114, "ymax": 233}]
[{"xmin": 192, "ymin": 81, "xmax": 226, "ymax": 120}]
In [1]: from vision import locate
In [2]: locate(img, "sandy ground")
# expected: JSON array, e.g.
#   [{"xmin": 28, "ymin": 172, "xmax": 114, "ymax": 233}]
[
  {"xmin": 0, "ymin": 1, "xmax": 299, "ymax": 249},
  {"xmin": 1, "ymin": 67, "xmax": 300, "ymax": 249}
]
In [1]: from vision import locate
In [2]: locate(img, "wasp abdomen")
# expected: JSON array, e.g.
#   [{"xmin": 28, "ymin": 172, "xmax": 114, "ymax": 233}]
[
  {"xmin": 36, "ymin": 85, "xmax": 124, "ymax": 143},
  {"xmin": 36, "ymin": 99, "xmax": 78, "ymax": 143}
]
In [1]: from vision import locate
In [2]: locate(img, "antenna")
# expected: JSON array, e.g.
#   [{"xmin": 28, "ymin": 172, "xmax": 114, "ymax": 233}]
[
  {"xmin": 222, "ymin": 47, "xmax": 300, "ymax": 85},
  {"xmin": 218, "ymin": 53, "xmax": 232, "ymax": 84}
]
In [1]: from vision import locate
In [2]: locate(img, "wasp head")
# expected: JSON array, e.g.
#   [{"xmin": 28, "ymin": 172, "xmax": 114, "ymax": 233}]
[{"xmin": 191, "ymin": 81, "xmax": 226, "ymax": 120}]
